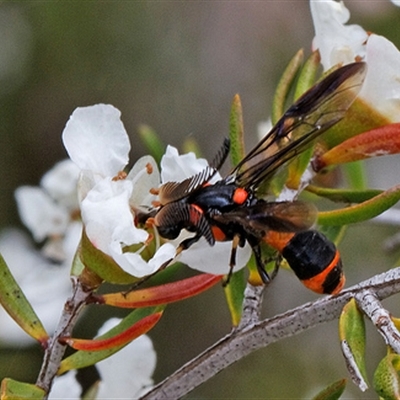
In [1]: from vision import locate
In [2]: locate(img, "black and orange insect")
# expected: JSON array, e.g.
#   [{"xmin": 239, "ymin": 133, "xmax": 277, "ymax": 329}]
[{"xmin": 144, "ymin": 62, "xmax": 367, "ymax": 294}]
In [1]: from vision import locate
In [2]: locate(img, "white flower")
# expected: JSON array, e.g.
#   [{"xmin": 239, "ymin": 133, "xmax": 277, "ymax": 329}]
[
  {"xmin": 49, "ymin": 319, "xmax": 156, "ymax": 399},
  {"xmin": 0, "ymin": 228, "xmax": 72, "ymax": 346},
  {"xmin": 62, "ymin": 104, "xmax": 175, "ymax": 278},
  {"xmin": 62, "ymin": 104, "xmax": 251, "ymax": 278},
  {"xmin": 310, "ymin": 0, "xmax": 400, "ymax": 122}
]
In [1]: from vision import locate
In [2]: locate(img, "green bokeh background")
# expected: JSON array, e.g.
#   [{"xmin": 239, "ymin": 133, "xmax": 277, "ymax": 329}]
[{"xmin": 1, "ymin": 1, "xmax": 400, "ymax": 398}]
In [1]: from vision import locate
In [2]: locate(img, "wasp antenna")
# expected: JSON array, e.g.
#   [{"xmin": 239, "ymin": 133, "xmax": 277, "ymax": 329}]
[{"xmin": 210, "ymin": 138, "xmax": 230, "ymax": 171}]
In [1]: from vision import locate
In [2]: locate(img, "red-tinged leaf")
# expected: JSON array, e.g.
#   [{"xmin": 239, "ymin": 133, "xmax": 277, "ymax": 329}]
[
  {"xmin": 1, "ymin": 378, "xmax": 46, "ymax": 400},
  {"xmin": 311, "ymin": 379, "xmax": 347, "ymax": 400},
  {"xmin": 0, "ymin": 254, "xmax": 49, "ymax": 346},
  {"xmin": 63, "ymin": 311, "xmax": 162, "ymax": 351},
  {"xmin": 315, "ymin": 123, "xmax": 400, "ymax": 170},
  {"xmin": 100, "ymin": 273, "xmax": 223, "ymax": 308},
  {"xmin": 58, "ymin": 307, "xmax": 161, "ymax": 374},
  {"xmin": 318, "ymin": 185, "xmax": 400, "ymax": 226}
]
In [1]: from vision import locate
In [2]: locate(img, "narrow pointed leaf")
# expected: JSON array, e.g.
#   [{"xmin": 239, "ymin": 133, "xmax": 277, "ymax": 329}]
[
  {"xmin": 182, "ymin": 137, "xmax": 202, "ymax": 157},
  {"xmin": 318, "ymin": 185, "xmax": 400, "ymax": 226},
  {"xmin": 271, "ymin": 49, "xmax": 304, "ymax": 124},
  {"xmin": 63, "ymin": 311, "xmax": 162, "ymax": 351},
  {"xmin": 373, "ymin": 351, "xmax": 400, "ymax": 400},
  {"xmin": 0, "ymin": 254, "xmax": 48, "ymax": 346},
  {"xmin": 224, "ymin": 269, "xmax": 246, "ymax": 326},
  {"xmin": 294, "ymin": 50, "xmax": 320, "ymax": 101},
  {"xmin": 343, "ymin": 161, "xmax": 367, "ymax": 190},
  {"xmin": 311, "ymin": 379, "xmax": 346, "ymax": 400},
  {"xmin": 137, "ymin": 124, "xmax": 165, "ymax": 165},
  {"xmin": 229, "ymin": 94, "xmax": 246, "ymax": 166},
  {"xmin": 58, "ymin": 306, "xmax": 162, "ymax": 374},
  {"xmin": 306, "ymin": 185, "xmax": 382, "ymax": 204},
  {"xmin": 339, "ymin": 299, "xmax": 368, "ymax": 390},
  {"xmin": 1, "ymin": 379, "xmax": 45, "ymax": 400},
  {"xmin": 315, "ymin": 123, "xmax": 400, "ymax": 170},
  {"xmin": 100, "ymin": 273, "xmax": 222, "ymax": 308}
]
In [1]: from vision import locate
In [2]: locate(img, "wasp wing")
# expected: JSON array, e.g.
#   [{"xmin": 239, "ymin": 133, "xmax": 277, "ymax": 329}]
[
  {"xmin": 213, "ymin": 201, "xmax": 318, "ymax": 235},
  {"xmin": 158, "ymin": 138, "xmax": 230, "ymax": 205},
  {"xmin": 232, "ymin": 62, "xmax": 367, "ymax": 190}
]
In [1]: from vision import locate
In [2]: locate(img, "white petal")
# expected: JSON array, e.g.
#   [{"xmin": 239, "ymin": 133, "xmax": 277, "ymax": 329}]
[
  {"xmin": 361, "ymin": 34, "xmax": 400, "ymax": 122},
  {"xmin": 81, "ymin": 178, "xmax": 148, "ymax": 256},
  {"xmin": 310, "ymin": 0, "xmax": 368, "ymax": 69},
  {"xmin": 40, "ymin": 159, "xmax": 80, "ymax": 211},
  {"xmin": 160, "ymin": 145, "xmax": 210, "ymax": 183},
  {"xmin": 15, "ymin": 186, "xmax": 69, "ymax": 242},
  {"xmin": 49, "ymin": 371, "xmax": 81, "ymax": 400},
  {"xmin": 127, "ymin": 155, "xmax": 160, "ymax": 208},
  {"xmin": 178, "ymin": 235, "xmax": 252, "ymax": 275},
  {"xmin": 391, "ymin": 0, "xmax": 400, "ymax": 5},
  {"xmin": 257, "ymin": 119, "xmax": 272, "ymax": 141},
  {"xmin": 62, "ymin": 104, "xmax": 130, "ymax": 177},
  {"xmin": 109, "ymin": 243, "xmax": 174, "ymax": 277},
  {"xmin": 96, "ymin": 325, "xmax": 156, "ymax": 399},
  {"xmin": 0, "ymin": 229, "xmax": 71, "ymax": 346}
]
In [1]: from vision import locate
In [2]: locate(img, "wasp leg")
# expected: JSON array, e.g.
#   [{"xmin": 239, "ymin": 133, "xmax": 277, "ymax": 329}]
[
  {"xmin": 251, "ymin": 243, "xmax": 271, "ymax": 284},
  {"xmin": 223, "ymin": 235, "xmax": 241, "ymax": 286}
]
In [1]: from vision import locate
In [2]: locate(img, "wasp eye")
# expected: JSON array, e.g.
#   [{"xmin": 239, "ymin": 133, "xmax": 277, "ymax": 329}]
[{"xmin": 157, "ymin": 225, "xmax": 181, "ymax": 240}]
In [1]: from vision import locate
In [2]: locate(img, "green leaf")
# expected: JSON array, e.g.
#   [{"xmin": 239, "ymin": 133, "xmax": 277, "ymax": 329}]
[
  {"xmin": 1, "ymin": 379, "xmax": 46, "ymax": 400},
  {"xmin": 339, "ymin": 299, "xmax": 368, "ymax": 390},
  {"xmin": 318, "ymin": 224, "xmax": 346, "ymax": 245},
  {"xmin": 58, "ymin": 306, "xmax": 163, "ymax": 374},
  {"xmin": 0, "ymin": 254, "xmax": 48, "ymax": 346},
  {"xmin": 182, "ymin": 137, "xmax": 202, "ymax": 157},
  {"xmin": 318, "ymin": 185, "xmax": 400, "ymax": 226},
  {"xmin": 229, "ymin": 94, "xmax": 245, "ymax": 167},
  {"xmin": 311, "ymin": 379, "xmax": 347, "ymax": 400},
  {"xmin": 306, "ymin": 185, "xmax": 382, "ymax": 204},
  {"xmin": 294, "ymin": 50, "xmax": 320, "ymax": 101},
  {"xmin": 343, "ymin": 161, "xmax": 367, "ymax": 191},
  {"xmin": 271, "ymin": 49, "xmax": 304, "ymax": 125},
  {"xmin": 373, "ymin": 351, "xmax": 400, "ymax": 400},
  {"xmin": 224, "ymin": 269, "xmax": 246, "ymax": 327},
  {"xmin": 137, "ymin": 124, "xmax": 165, "ymax": 165}
]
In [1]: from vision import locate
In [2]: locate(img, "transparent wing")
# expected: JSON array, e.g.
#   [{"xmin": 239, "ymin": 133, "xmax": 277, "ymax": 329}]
[
  {"xmin": 232, "ymin": 62, "xmax": 367, "ymax": 190},
  {"xmin": 213, "ymin": 201, "xmax": 318, "ymax": 234}
]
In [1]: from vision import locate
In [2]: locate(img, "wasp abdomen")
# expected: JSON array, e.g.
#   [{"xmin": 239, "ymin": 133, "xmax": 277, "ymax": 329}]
[{"xmin": 281, "ymin": 230, "xmax": 345, "ymax": 294}]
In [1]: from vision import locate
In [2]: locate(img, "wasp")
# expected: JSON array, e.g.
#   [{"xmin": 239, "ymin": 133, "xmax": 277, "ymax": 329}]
[{"xmin": 144, "ymin": 62, "xmax": 367, "ymax": 294}]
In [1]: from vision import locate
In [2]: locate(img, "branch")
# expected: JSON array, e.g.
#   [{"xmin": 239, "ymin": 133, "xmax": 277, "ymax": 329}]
[
  {"xmin": 35, "ymin": 277, "xmax": 91, "ymax": 397},
  {"xmin": 140, "ymin": 267, "xmax": 400, "ymax": 400}
]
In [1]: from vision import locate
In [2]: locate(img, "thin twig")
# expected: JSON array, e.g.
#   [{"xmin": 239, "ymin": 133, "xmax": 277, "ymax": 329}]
[
  {"xmin": 36, "ymin": 277, "xmax": 91, "ymax": 398},
  {"xmin": 140, "ymin": 267, "xmax": 400, "ymax": 400}
]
